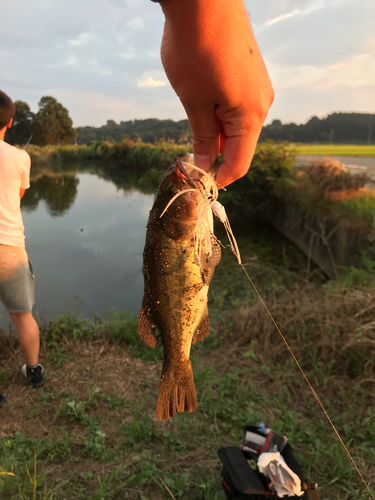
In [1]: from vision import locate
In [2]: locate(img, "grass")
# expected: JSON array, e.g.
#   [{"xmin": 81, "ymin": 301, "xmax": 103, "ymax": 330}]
[
  {"xmin": 1, "ymin": 229, "xmax": 375, "ymax": 499},
  {"xmin": 26, "ymin": 140, "xmax": 192, "ymax": 174},
  {"xmin": 3, "ymin": 143, "xmax": 375, "ymax": 498},
  {"xmin": 293, "ymin": 144, "xmax": 375, "ymax": 157},
  {"xmin": 25, "ymin": 142, "xmax": 375, "ymax": 164},
  {"xmin": 333, "ymin": 195, "xmax": 375, "ymax": 226}
]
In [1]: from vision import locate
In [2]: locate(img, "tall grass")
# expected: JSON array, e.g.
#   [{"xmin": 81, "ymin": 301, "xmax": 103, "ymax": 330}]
[{"xmin": 27, "ymin": 140, "xmax": 192, "ymax": 174}]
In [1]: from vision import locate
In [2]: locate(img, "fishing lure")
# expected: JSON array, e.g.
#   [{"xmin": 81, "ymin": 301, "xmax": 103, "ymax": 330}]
[{"xmin": 159, "ymin": 158, "xmax": 241, "ymax": 268}]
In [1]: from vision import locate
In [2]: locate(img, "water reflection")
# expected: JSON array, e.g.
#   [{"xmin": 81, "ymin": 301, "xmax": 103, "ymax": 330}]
[
  {"xmin": 22, "ymin": 175, "xmax": 79, "ymax": 216},
  {"xmin": 0, "ymin": 161, "xmax": 156, "ymax": 330}
]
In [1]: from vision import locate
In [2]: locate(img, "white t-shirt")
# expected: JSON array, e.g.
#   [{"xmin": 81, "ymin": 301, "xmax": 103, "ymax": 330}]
[{"xmin": 0, "ymin": 140, "xmax": 31, "ymax": 248}]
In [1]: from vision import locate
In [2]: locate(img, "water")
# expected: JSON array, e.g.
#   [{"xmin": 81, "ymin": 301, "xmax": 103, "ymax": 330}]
[{"xmin": 0, "ymin": 162, "xmax": 154, "ymax": 330}]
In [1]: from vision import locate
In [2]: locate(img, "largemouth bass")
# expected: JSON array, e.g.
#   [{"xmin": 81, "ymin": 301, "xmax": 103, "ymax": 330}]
[{"xmin": 139, "ymin": 154, "xmax": 221, "ymax": 421}]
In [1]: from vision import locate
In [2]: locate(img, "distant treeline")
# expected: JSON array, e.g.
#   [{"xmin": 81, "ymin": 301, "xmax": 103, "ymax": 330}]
[
  {"xmin": 6, "ymin": 94, "xmax": 375, "ymax": 146},
  {"xmin": 77, "ymin": 113, "xmax": 375, "ymax": 145},
  {"xmin": 77, "ymin": 119, "xmax": 191, "ymax": 145},
  {"xmin": 261, "ymin": 113, "xmax": 375, "ymax": 144}
]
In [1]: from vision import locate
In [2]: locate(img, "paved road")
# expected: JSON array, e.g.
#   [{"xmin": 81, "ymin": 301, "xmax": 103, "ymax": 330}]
[{"xmin": 296, "ymin": 155, "xmax": 375, "ymax": 182}]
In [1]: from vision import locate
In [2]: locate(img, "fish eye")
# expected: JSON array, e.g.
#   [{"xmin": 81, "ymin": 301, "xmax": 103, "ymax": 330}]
[{"xmin": 167, "ymin": 183, "xmax": 179, "ymax": 196}]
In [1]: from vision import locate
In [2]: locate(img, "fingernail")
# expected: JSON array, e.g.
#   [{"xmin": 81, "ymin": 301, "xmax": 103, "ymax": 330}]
[{"xmin": 193, "ymin": 154, "xmax": 213, "ymax": 172}]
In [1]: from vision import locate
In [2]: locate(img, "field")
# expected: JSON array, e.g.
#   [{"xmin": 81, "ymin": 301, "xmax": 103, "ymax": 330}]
[
  {"xmin": 1, "ymin": 228, "xmax": 375, "ymax": 499},
  {"xmin": 293, "ymin": 144, "xmax": 375, "ymax": 157}
]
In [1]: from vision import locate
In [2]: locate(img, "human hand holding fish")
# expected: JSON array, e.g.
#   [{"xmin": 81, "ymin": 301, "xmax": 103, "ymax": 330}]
[
  {"xmin": 141, "ymin": 0, "xmax": 272, "ymax": 420},
  {"xmin": 158, "ymin": 0, "xmax": 274, "ymax": 187}
]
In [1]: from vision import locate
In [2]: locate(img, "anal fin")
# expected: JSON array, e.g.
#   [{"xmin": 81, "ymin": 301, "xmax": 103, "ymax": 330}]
[
  {"xmin": 138, "ymin": 297, "xmax": 162, "ymax": 348},
  {"xmin": 191, "ymin": 312, "xmax": 210, "ymax": 345}
]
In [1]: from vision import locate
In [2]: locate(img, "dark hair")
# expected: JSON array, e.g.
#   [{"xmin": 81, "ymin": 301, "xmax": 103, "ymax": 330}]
[{"xmin": 0, "ymin": 90, "xmax": 16, "ymax": 130}]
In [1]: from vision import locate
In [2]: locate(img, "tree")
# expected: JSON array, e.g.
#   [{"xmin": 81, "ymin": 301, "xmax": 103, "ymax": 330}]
[
  {"xmin": 33, "ymin": 96, "xmax": 75, "ymax": 146},
  {"xmin": 262, "ymin": 112, "xmax": 375, "ymax": 144},
  {"xmin": 5, "ymin": 100, "xmax": 35, "ymax": 146}
]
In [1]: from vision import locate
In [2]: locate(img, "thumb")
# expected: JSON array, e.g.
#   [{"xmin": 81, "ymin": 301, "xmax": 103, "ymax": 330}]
[{"xmin": 184, "ymin": 101, "xmax": 220, "ymax": 173}]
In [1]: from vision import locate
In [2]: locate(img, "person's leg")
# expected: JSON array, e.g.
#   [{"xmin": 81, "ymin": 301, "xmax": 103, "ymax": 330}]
[
  {"xmin": 1, "ymin": 246, "xmax": 44, "ymax": 388},
  {"xmin": 10, "ymin": 311, "xmax": 45, "ymax": 388},
  {"xmin": 9, "ymin": 312, "xmax": 40, "ymax": 366}
]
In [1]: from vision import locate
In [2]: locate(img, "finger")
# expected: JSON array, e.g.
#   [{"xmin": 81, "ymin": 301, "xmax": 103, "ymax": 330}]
[
  {"xmin": 216, "ymin": 128, "xmax": 261, "ymax": 188},
  {"xmin": 183, "ymin": 100, "xmax": 221, "ymax": 173},
  {"xmin": 219, "ymin": 124, "xmax": 227, "ymax": 155}
]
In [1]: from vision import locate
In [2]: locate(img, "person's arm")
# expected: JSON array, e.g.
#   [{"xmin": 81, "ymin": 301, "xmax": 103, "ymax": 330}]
[
  {"xmin": 19, "ymin": 151, "xmax": 31, "ymax": 199},
  {"xmin": 158, "ymin": 0, "xmax": 274, "ymax": 187}
]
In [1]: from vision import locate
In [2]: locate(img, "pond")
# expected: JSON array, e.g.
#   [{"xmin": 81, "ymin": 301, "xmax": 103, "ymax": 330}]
[{"xmin": 0, "ymin": 162, "xmax": 155, "ymax": 331}]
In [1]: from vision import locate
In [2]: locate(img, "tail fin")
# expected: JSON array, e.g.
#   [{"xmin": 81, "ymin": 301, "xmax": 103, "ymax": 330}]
[{"xmin": 156, "ymin": 359, "xmax": 197, "ymax": 421}]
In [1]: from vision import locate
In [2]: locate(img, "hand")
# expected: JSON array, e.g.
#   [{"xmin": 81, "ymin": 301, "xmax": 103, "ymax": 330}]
[{"xmin": 160, "ymin": 0, "xmax": 274, "ymax": 187}]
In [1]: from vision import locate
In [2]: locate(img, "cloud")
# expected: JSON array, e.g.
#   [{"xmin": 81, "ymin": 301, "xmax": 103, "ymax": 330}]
[
  {"xmin": 265, "ymin": 10, "xmax": 301, "ymax": 26},
  {"xmin": 267, "ymin": 53, "xmax": 375, "ymax": 92},
  {"xmin": 69, "ymin": 32, "xmax": 94, "ymax": 46},
  {"xmin": 1, "ymin": 0, "xmax": 373, "ymax": 126},
  {"xmin": 266, "ymin": 82, "xmax": 375, "ymax": 125},
  {"xmin": 257, "ymin": 0, "xmax": 373, "ymax": 68},
  {"xmin": 137, "ymin": 77, "xmax": 166, "ymax": 88}
]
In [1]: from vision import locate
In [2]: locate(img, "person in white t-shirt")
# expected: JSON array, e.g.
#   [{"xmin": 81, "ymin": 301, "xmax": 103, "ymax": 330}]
[{"xmin": 0, "ymin": 90, "xmax": 45, "ymax": 407}]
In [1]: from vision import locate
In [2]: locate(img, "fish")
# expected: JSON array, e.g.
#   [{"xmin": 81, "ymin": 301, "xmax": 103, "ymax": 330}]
[{"xmin": 138, "ymin": 154, "xmax": 221, "ymax": 421}]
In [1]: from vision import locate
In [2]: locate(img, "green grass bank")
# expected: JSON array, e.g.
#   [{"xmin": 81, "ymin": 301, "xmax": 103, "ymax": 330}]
[{"xmin": 1, "ymin": 230, "xmax": 375, "ymax": 499}]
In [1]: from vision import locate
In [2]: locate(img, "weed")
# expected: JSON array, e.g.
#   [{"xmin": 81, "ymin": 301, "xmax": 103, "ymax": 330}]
[
  {"xmin": 88, "ymin": 465, "xmax": 133, "ymax": 500},
  {"xmin": 161, "ymin": 472, "xmax": 190, "ymax": 498},
  {"xmin": 121, "ymin": 411, "xmax": 157, "ymax": 449},
  {"xmin": 53, "ymin": 386, "xmax": 101, "ymax": 427},
  {"xmin": 162, "ymin": 431, "xmax": 187, "ymax": 453},
  {"xmin": 82, "ymin": 429, "xmax": 108, "ymax": 460},
  {"xmin": 106, "ymin": 393, "xmax": 131, "ymax": 411},
  {"xmin": 0, "ymin": 369, "xmax": 8, "ymax": 384}
]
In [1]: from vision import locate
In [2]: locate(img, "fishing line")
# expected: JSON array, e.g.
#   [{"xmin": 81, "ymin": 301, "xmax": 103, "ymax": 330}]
[
  {"xmin": 161, "ymin": 158, "xmax": 373, "ymax": 496},
  {"xmin": 239, "ymin": 263, "xmax": 375, "ymax": 500},
  {"xmin": 23, "ymin": 132, "xmax": 34, "ymax": 150}
]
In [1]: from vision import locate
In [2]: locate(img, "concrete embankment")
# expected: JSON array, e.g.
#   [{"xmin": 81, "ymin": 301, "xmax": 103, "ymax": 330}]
[
  {"xmin": 296, "ymin": 155, "xmax": 375, "ymax": 187},
  {"xmin": 259, "ymin": 201, "xmax": 375, "ymax": 278}
]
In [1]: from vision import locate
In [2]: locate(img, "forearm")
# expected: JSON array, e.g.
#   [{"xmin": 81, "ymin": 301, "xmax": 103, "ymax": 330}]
[
  {"xmin": 161, "ymin": 0, "xmax": 271, "ymax": 119},
  {"xmin": 158, "ymin": 0, "xmax": 274, "ymax": 186},
  {"xmin": 160, "ymin": 0, "xmax": 258, "ymax": 55}
]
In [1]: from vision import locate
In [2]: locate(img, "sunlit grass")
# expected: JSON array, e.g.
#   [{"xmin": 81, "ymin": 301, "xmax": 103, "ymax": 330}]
[{"xmin": 293, "ymin": 144, "xmax": 375, "ymax": 157}]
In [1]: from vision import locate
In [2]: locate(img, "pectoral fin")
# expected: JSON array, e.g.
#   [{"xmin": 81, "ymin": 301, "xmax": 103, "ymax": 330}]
[
  {"xmin": 200, "ymin": 239, "xmax": 221, "ymax": 285},
  {"xmin": 192, "ymin": 311, "xmax": 210, "ymax": 345},
  {"xmin": 138, "ymin": 297, "xmax": 162, "ymax": 348}
]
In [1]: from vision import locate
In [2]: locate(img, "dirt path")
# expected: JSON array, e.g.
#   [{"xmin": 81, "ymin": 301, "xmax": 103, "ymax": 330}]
[{"xmin": 0, "ymin": 339, "xmax": 161, "ymax": 439}]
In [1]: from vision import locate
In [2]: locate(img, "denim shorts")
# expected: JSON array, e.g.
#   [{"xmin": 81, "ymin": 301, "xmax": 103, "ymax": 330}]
[{"xmin": 0, "ymin": 244, "xmax": 35, "ymax": 313}]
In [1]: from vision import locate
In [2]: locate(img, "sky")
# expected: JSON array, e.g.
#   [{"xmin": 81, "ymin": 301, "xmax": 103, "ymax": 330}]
[{"xmin": 1, "ymin": 0, "xmax": 374, "ymax": 127}]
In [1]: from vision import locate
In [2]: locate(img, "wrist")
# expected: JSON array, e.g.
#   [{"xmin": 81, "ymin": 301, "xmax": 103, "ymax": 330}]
[
  {"xmin": 161, "ymin": 0, "xmax": 245, "ymax": 26},
  {"xmin": 161, "ymin": 0, "xmax": 255, "ymax": 50}
]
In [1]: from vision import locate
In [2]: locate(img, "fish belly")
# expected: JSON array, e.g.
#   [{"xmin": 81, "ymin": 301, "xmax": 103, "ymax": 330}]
[{"xmin": 145, "ymin": 229, "xmax": 208, "ymax": 420}]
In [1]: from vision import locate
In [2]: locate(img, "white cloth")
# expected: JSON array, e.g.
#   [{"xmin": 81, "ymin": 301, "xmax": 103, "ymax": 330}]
[
  {"xmin": 258, "ymin": 452, "xmax": 303, "ymax": 497},
  {"xmin": 0, "ymin": 140, "xmax": 30, "ymax": 247}
]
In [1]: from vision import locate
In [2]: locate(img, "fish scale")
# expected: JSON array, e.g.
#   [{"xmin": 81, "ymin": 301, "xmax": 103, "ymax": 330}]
[{"xmin": 138, "ymin": 155, "xmax": 221, "ymax": 420}]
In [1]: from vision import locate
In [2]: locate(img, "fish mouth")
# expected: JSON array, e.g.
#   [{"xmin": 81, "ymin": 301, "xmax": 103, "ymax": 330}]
[{"xmin": 175, "ymin": 160, "xmax": 201, "ymax": 192}]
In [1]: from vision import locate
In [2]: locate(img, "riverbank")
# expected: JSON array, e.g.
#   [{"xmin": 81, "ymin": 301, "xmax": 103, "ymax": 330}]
[
  {"xmin": 1, "ymin": 231, "xmax": 375, "ymax": 499},
  {"xmin": 25, "ymin": 140, "xmax": 375, "ymax": 279},
  {"xmin": 25, "ymin": 142, "xmax": 375, "ymax": 164}
]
